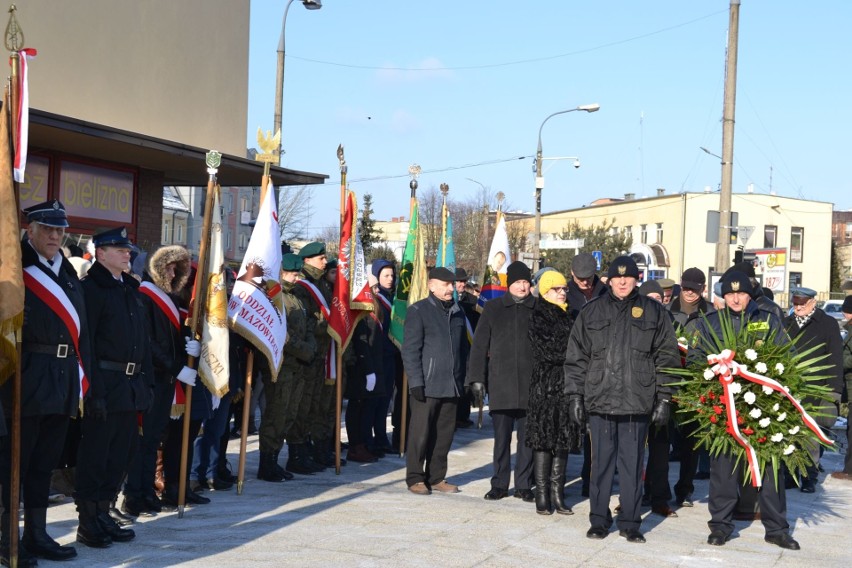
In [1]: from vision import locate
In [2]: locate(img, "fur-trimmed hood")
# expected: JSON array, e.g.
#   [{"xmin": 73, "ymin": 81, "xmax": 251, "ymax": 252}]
[{"xmin": 148, "ymin": 245, "xmax": 191, "ymax": 294}]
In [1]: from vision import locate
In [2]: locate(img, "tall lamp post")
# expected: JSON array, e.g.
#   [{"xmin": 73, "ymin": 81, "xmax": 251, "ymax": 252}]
[
  {"xmin": 273, "ymin": 0, "xmax": 322, "ymax": 164},
  {"xmin": 533, "ymin": 103, "xmax": 600, "ymax": 272}
]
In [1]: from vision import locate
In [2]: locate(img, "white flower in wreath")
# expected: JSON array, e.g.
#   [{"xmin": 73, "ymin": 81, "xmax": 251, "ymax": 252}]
[
  {"xmin": 703, "ymin": 368, "xmax": 715, "ymax": 380},
  {"xmin": 745, "ymin": 349, "xmax": 758, "ymax": 361},
  {"xmin": 773, "ymin": 403, "xmax": 780, "ymax": 412},
  {"xmin": 789, "ymin": 426, "xmax": 800, "ymax": 435},
  {"xmin": 759, "ymin": 417, "xmax": 771, "ymax": 428},
  {"xmin": 777, "ymin": 412, "xmax": 787, "ymax": 422},
  {"xmin": 783, "ymin": 444, "xmax": 796, "ymax": 455},
  {"xmin": 762, "ymin": 385, "xmax": 774, "ymax": 395},
  {"xmin": 775, "ymin": 363, "xmax": 785, "ymax": 374},
  {"xmin": 678, "ymin": 336, "xmax": 687, "ymax": 344},
  {"xmin": 729, "ymin": 382, "xmax": 742, "ymax": 394},
  {"xmin": 743, "ymin": 391, "xmax": 757, "ymax": 405},
  {"xmin": 771, "ymin": 432, "xmax": 784, "ymax": 442},
  {"xmin": 783, "ymin": 386, "xmax": 790, "ymax": 393},
  {"xmin": 755, "ymin": 361, "xmax": 768, "ymax": 374},
  {"xmin": 750, "ymin": 408, "xmax": 762, "ymax": 419}
]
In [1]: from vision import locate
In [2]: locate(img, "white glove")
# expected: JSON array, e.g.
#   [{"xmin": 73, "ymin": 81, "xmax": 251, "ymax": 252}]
[
  {"xmin": 176, "ymin": 366, "xmax": 197, "ymax": 386},
  {"xmin": 211, "ymin": 395, "xmax": 221, "ymax": 411},
  {"xmin": 366, "ymin": 373, "xmax": 376, "ymax": 392},
  {"xmin": 185, "ymin": 337, "xmax": 201, "ymax": 358}
]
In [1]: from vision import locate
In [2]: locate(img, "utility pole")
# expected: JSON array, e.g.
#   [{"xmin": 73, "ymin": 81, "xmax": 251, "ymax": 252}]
[{"xmin": 715, "ymin": 0, "xmax": 741, "ymax": 271}]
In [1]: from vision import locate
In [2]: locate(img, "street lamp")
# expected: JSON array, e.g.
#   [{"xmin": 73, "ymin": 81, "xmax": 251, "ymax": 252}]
[
  {"xmin": 273, "ymin": 0, "xmax": 322, "ymax": 164},
  {"xmin": 533, "ymin": 103, "xmax": 600, "ymax": 271}
]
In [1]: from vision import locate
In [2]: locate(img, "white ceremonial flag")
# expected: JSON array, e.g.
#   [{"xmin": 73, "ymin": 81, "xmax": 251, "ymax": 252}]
[
  {"xmin": 198, "ymin": 186, "xmax": 230, "ymax": 397},
  {"xmin": 227, "ymin": 181, "xmax": 286, "ymax": 375}
]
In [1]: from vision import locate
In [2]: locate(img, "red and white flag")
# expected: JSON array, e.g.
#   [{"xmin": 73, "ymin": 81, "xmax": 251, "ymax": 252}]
[
  {"xmin": 13, "ymin": 48, "xmax": 37, "ymax": 183},
  {"xmin": 227, "ymin": 181, "xmax": 286, "ymax": 375},
  {"xmin": 327, "ymin": 190, "xmax": 373, "ymax": 354},
  {"xmin": 198, "ymin": 186, "xmax": 230, "ymax": 397}
]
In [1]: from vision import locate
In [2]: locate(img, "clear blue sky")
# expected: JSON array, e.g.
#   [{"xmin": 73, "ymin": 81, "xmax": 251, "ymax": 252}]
[{"xmin": 247, "ymin": 0, "xmax": 851, "ymax": 238}]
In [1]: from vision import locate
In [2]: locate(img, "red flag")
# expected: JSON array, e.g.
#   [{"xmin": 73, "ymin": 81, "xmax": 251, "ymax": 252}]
[{"xmin": 327, "ymin": 190, "xmax": 373, "ymax": 352}]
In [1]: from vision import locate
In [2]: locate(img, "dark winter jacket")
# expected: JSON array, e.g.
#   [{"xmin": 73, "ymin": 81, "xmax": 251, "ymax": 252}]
[
  {"xmin": 564, "ymin": 287, "xmax": 680, "ymax": 415},
  {"xmin": 668, "ymin": 295, "xmax": 711, "ymax": 329},
  {"xmin": 344, "ymin": 315, "xmax": 386, "ymax": 400},
  {"xmin": 784, "ymin": 308, "xmax": 844, "ymax": 399},
  {"xmin": 466, "ymin": 292, "xmax": 536, "ymax": 411},
  {"xmin": 525, "ymin": 298, "xmax": 576, "ymax": 450},
  {"xmin": 5, "ymin": 241, "xmax": 90, "ymax": 418},
  {"xmin": 689, "ymin": 300, "xmax": 788, "ymax": 364},
  {"xmin": 375, "ymin": 286, "xmax": 399, "ymax": 393},
  {"xmin": 82, "ymin": 260, "xmax": 154, "ymax": 412},
  {"xmin": 280, "ymin": 280, "xmax": 316, "ymax": 373},
  {"xmin": 842, "ymin": 320, "xmax": 852, "ymax": 390},
  {"xmin": 566, "ymin": 276, "xmax": 607, "ymax": 320},
  {"xmin": 402, "ymin": 294, "xmax": 468, "ymax": 398}
]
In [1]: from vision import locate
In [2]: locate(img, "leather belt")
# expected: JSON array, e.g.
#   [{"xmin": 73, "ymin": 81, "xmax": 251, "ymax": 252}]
[
  {"xmin": 23, "ymin": 342, "xmax": 75, "ymax": 358},
  {"xmin": 98, "ymin": 360, "xmax": 141, "ymax": 376}
]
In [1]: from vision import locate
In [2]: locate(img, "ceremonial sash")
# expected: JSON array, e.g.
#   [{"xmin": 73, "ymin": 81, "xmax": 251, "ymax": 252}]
[
  {"xmin": 296, "ymin": 279, "xmax": 335, "ymax": 380},
  {"xmin": 23, "ymin": 265, "xmax": 89, "ymax": 400},
  {"xmin": 139, "ymin": 282, "xmax": 180, "ymax": 331}
]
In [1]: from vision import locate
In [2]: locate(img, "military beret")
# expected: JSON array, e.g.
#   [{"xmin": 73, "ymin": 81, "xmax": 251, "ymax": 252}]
[
  {"xmin": 428, "ymin": 267, "xmax": 456, "ymax": 282},
  {"xmin": 281, "ymin": 253, "xmax": 303, "ymax": 272},
  {"xmin": 22, "ymin": 199, "xmax": 69, "ymax": 228},
  {"xmin": 607, "ymin": 256, "xmax": 639, "ymax": 279},
  {"xmin": 720, "ymin": 271, "xmax": 752, "ymax": 296},
  {"xmin": 92, "ymin": 226, "xmax": 133, "ymax": 249},
  {"xmin": 298, "ymin": 241, "xmax": 326, "ymax": 259}
]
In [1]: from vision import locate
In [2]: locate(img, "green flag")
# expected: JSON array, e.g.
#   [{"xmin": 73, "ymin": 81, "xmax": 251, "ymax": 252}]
[{"xmin": 389, "ymin": 199, "xmax": 427, "ymax": 348}]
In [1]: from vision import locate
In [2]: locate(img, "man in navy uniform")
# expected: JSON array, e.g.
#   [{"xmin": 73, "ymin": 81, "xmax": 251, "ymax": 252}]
[
  {"xmin": 75, "ymin": 227, "xmax": 154, "ymax": 548},
  {"xmin": 1, "ymin": 201, "xmax": 86, "ymax": 565}
]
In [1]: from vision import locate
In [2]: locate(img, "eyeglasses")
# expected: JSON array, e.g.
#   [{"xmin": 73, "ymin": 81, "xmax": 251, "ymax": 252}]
[{"xmin": 549, "ymin": 287, "xmax": 568, "ymax": 293}]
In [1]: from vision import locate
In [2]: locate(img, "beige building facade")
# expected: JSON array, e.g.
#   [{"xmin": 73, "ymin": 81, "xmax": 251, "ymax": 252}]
[{"xmin": 538, "ymin": 191, "xmax": 833, "ymax": 302}]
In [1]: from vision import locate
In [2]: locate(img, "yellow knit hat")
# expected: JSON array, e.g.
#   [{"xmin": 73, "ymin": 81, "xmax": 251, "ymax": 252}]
[{"xmin": 538, "ymin": 270, "xmax": 568, "ymax": 295}]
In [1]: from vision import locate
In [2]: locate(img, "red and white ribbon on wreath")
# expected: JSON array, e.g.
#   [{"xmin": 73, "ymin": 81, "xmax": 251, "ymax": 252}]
[{"xmin": 707, "ymin": 349, "xmax": 833, "ymax": 487}]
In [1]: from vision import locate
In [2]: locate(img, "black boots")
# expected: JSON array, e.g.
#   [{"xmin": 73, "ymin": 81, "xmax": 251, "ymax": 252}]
[
  {"xmin": 1, "ymin": 512, "xmax": 38, "ymax": 567},
  {"xmin": 95, "ymin": 500, "xmax": 135, "ymax": 542},
  {"xmin": 23, "ymin": 507, "xmax": 77, "ymax": 561},
  {"xmin": 75, "ymin": 501, "xmax": 112, "ymax": 548},
  {"xmin": 533, "ymin": 451, "xmax": 553, "ymax": 515},
  {"xmin": 257, "ymin": 451, "xmax": 286, "ymax": 482},
  {"xmin": 272, "ymin": 450, "xmax": 294, "ymax": 480},
  {"xmin": 286, "ymin": 443, "xmax": 324, "ymax": 475},
  {"xmin": 550, "ymin": 451, "xmax": 573, "ymax": 515}
]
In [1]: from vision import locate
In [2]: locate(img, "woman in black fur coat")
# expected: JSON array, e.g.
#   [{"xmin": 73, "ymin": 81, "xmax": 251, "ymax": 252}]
[{"xmin": 526, "ymin": 270, "xmax": 577, "ymax": 515}]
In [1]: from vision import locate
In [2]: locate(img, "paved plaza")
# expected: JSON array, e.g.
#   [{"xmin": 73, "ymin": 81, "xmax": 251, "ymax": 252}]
[{"xmin": 38, "ymin": 413, "xmax": 852, "ymax": 567}]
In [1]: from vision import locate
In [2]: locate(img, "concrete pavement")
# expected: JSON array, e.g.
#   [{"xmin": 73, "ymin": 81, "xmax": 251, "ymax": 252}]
[{"xmin": 38, "ymin": 413, "xmax": 852, "ymax": 567}]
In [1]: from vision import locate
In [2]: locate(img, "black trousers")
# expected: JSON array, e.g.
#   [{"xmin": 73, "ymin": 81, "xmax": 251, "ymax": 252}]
[
  {"xmin": 673, "ymin": 418, "xmax": 700, "ymax": 500},
  {"xmin": 124, "ymin": 379, "xmax": 173, "ymax": 499},
  {"xmin": 345, "ymin": 397, "xmax": 371, "ymax": 447},
  {"xmin": 490, "ymin": 409, "xmax": 533, "ymax": 491},
  {"xmin": 455, "ymin": 390, "xmax": 472, "ymax": 423},
  {"xmin": 75, "ymin": 411, "xmax": 136, "ymax": 502},
  {"xmin": 644, "ymin": 422, "xmax": 671, "ymax": 506},
  {"xmin": 405, "ymin": 396, "xmax": 457, "ymax": 487},
  {"xmin": 709, "ymin": 452, "xmax": 789, "ymax": 538},
  {"xmin": 588, "ymin": 414, "xmax": 649, "ymax": 532},
  {"xmin": 1, "ymin": 414, "xmax": 69, "ymax": 509},
  {"xmin": 163, "ymin": 416, "xmax": 202, "ymax": 491}
]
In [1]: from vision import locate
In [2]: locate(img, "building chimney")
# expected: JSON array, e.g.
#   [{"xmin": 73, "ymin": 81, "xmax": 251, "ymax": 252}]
[
  {"xmin": 656, "ymin": 188, "xmax": 665, "ymax": 196},
  {"xmin": 747, "ymin": 183, "xmax": 754, "ymax": 193},
  {"xmin": 703, "ymin": 185, "xmax": 712, "ymax": 193},
  {"xmin": 624, "ymin": 193, "xmax": 635, "ymax": 201}
]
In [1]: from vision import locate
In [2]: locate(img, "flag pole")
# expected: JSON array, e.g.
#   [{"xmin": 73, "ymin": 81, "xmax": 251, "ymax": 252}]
[
  {"xmin": 6, "ymin": 7, "xmax": 24, "ymax": 564},
  {"xmin": 177, "ymin": 151, "xmax": 220, "ymax": 517},
  {"xmin": 334, "ymin": 146, "xmax": 347, "ymax": 474},
  {"xmin": 399, "ymin": 174, "xmax": 418, "ymax": 458}
]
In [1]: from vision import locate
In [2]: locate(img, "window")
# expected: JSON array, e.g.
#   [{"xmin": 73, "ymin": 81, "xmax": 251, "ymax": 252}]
[
  {"xmin": 176, "ymin": 223, "xmax": 183, "ymax": 243},
  {"xmin": 226, "ymin": 231, "xmax": 232, "ymax": 251},
  {"xmin": 790, "ymin": 227, "xmax": 804, "ymax": 262},
  {"xmin": 656, "ymin": 223, "xmax": 663, "ymax": 243},
  {"xmin": 640, "ymin": 224, "xmax": 648, "ymax": 244},
  {"xmin": 763, "ymin": 225, "xmax": 777, "ymax": 248},
  {"xmin": 845, "ymin": 221, "xmax": 852, "ymax": 240},
  {"xmin": 239, "ymin": 233, "xmax": 248, "ymax": 250},
  {"xmin": 611, "ymin": 226, "xmax": 619, "ymax": 236},
  {"xmin": 162, "ymin": 219, "xmax": 171, "ymax": 244},
  {"xmin": 240, "ymin": 196, "xmax": 249, "ymax": 212},
  {"xmin": 789, "ymin": 272, "xmax": 802, "ymax": 289},
  {"xmin": 624, "ymin": 225, "xmax": 632, "ymax": 237}
]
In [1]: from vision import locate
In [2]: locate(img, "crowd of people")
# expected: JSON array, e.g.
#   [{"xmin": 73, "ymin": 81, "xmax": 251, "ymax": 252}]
[{"xmin": 3, "ymin": 198, "xmax": 852, "ymax": 565}]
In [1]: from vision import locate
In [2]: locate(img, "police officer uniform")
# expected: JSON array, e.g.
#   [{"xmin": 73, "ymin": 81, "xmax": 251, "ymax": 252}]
[
  {"xmin": 75, "ymin": 227, "xmax": 154, "ymax": 547},
  {"xmin": 1, "ymin": 200, "xmax": 85, "ymax": 564}
]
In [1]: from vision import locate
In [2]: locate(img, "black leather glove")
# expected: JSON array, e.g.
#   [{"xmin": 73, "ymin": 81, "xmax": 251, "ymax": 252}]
[
  {"xmin": 468, "ymin": 382, "xmax": 486, "ymax": 408},
  {"xmin": 86, "ymin": 398, "xmax": 108, "ymax": 422},
  {"xmin": 651, "ymin": 399, "xmax": 671, "ymax": 427},
  {"xmin": 568, "ymin": 396, "xmax": 586, "ymax": 427},
  {"xmin": 410, "ymin": 386, "xmax": 426, "ymax": 403}
]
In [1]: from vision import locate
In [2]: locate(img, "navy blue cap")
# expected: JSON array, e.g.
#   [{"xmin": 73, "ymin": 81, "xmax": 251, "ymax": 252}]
[
  {"xmin": 22, "ymin": 200, "xmax": 68, "ymax": 228},
  {"xmin": 790, "ymin": 287, "xmax": 817, "ymax": 299},
  {"xmin": 92, "ymin": 226, "xmax": 133, "ymax": 249},
  {"xmin": 721, "ymin": 271, "xmax": 752, "ymax": 296}
]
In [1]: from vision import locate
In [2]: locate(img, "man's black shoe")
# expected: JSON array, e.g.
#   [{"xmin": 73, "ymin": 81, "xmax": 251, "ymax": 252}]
[
  {"xmin": 484, "ymin": 488, "xmax": 509, "ymax": 501},
  {"xmin": 144, "ymin": 495, "xmax": 163, "ymax": 513},
  {"xmin": 765, "ymin": 533, "xmax": 800, "ymax": 550},
  {"xmin": 694, "ymin": 471, "xmax": 710, "ymax": 480},
  {"xmin": 514, "ymin": 488, "xmax": 534, "ymax": 502},
  {"xmin": 800, "ymin": 478, "xmax": 816, "ymax": 493},
  {"xmin": 185, "ymin": 490, "xmax": 211, "ymax": 505},
  {"xmin": 619, "ymin": 529, "xmax": 646, "ymax": 543},
  {"xmin": 586, "ymin": 527, "xmax": 608, "ymax": 540},
  {"xmin": 208, "ymin": 477, "xmax": 234, "ymax": 491},
  {"xmin": 120, "ymin": 496, "xmax": 145, "ymax": 517},
  {"xmin": 707, "ymin": 531, "xmax": 728, "ymax": 546}
]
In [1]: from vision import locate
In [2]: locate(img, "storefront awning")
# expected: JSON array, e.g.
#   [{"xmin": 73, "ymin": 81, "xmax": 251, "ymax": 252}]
[{"xmin": 29, "ymin": 109, "xmax": 328, "ymax": 187}]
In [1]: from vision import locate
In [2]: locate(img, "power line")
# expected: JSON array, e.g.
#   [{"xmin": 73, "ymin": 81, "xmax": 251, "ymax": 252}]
[{"xmin": 288, "ymin": 10, "xmax": 726, "ymax": 72}]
